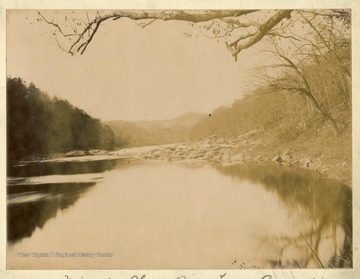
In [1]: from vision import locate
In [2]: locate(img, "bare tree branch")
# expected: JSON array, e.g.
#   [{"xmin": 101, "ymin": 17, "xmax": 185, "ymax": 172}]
[
  {"xmin": 136, "ymin": 19, "xmax": 157, "ymax": 29},
  {"xmin": 38, "ymin": 9, "xmax": 307, "ymax": 58},
  {"xmin": 220, "ymin": 18, "xmax": 259, "ymax": 28},
  {"xmin": 225, "ymin": 10, "xmax": 293, "ymax": 61},
  {"xmin": 266, "ymin": 39, "xmax": 342, "ymax": 136},
  {"xmin": 39, "ymin": 10, "xmax": 260, "ymax": 55},
  {"xmin": 199, "ymin": 24, "xmax": 237, "ymax": 39},
  {"xmin": 267, "ymin": 31, "xmax": 301, "ymax": 42},
  {"xmin": 38, "ymin": 12, "xmax": 77, "ymax": 38}
]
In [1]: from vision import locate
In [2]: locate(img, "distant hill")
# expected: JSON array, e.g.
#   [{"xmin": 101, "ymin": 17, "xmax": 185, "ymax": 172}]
[
  {"xmin": 169, "ymin": 112, "xmax": 208, "ymax": 127},
  {"xmin": 106, "ymin": 112, "xmax": 207, "ymax": 147}
]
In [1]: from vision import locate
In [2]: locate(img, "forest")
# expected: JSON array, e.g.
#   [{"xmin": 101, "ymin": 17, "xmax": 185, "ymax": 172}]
[
  {"xmin": 7, "ymin": 77, "xmax": 116, "ymax": 162},
  {"xmin": 190, "ymin": 35, "xmax": 351, "ymax": 143}
]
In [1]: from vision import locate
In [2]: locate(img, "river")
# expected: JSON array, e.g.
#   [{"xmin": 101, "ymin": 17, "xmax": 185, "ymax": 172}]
[{"xmin": 7, "ymin": 154, "xmax": 352, "ymax": 269}]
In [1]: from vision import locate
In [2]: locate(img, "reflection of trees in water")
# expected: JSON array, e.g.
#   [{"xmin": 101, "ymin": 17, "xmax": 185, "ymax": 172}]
[
  {"xmin": 7, "ymin": 158, "xmax": 124, "ymax": 244},
  {"xmin": 8, "ymin": 158, "xmax": 119, "ymax": 177},
  {"xmin": 7, "ymin": 182, "xmax": 95, "ymax": 244},
  {"xmin": 217, "ymin": 162, "xmax": 352, "ymax": 268}
]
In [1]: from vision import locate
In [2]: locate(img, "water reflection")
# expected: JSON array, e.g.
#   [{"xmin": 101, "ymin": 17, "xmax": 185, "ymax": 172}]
[
  {"xmin": 217, "ymin": 162, "xmax": 352, "ymax": 268},
  {"xmin": 8, "ymin": 158, "xmax": 119, "ymax": 177},
  {"xmin": 7, "ymin": 158, "xmax": 124, "ymax": 244},
  {"xmin": 6, "ymin": 159, "xmax": 352, "ymax": 269},
  {"xmin": 8, "ymin": 182, "xmax": 95, "ymax": 244}
]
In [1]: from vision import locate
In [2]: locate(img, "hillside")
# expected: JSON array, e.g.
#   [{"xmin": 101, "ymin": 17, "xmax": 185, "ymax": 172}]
[
  {"xmin": 7, "ymin": 77, "xmax": 116, "ymax": 162},
  {"xmin": 185, "ymin": 84, "xmax": 351, "ymax": 185},
  {"xmin": 106, "ymin": 112, "xmax": 206, "ymax": 147}
]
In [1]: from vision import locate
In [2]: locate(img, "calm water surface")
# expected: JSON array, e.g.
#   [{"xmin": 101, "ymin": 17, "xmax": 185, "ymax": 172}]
[{"xmin": 7, "ymin": 156, "xmax": 352, "ymax": 269}]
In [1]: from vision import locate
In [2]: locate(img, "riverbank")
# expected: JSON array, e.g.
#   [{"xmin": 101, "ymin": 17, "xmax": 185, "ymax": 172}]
[
  {"xmin": 116, "ymin": 128, "xmax": 352, "ymax": 187},
  {"xmin": 16, "ymin": 128, "xmax": 351, "ymax": 187}
]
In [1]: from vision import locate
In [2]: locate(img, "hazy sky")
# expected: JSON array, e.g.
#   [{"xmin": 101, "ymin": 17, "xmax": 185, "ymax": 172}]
[{"xmin": 7, "ymin": 10, "xmax": 270, "ymax": 121}]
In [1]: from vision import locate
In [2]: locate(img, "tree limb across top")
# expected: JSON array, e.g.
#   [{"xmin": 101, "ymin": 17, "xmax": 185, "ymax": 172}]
[{"xmin": 39, "ymin": 9, "xmax": 293, "ymax": 59}]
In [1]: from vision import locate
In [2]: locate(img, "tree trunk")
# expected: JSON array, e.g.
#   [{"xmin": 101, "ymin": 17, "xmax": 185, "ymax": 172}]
[{"xmin": 303, "ymin": 90, "xmax": 341, "ymax": 137}]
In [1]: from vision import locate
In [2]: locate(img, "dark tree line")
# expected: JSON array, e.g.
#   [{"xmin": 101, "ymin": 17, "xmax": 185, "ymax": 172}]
[{"xmin": 7, "ymin": 77, "xmax": 115, "ymax": 162}]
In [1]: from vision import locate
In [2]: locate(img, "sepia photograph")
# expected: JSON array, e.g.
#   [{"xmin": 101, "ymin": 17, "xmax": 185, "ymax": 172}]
[{"xmin": 3, "ymin": 2, "xmax": 357, "ymax": 277}]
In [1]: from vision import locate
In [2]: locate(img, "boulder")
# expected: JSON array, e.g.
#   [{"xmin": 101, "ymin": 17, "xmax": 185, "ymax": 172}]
[
  {"xmin": 231, "ymin": 154, "xmax": 243, "ymax": 162},
  {"xmin": 272, "ymin": 155, "xmax": 281, "ymax": 162},
  {"xmin": 152, "ymin": 150, "xmax": 161, "ymax": 157},
  {"xmin": 281, "ymin": 148, "xmax": 291, "ymax": 157},
  {"xmin": 282, "ymin": 155, "xmax": 291, "ymax": 162},
  {"xmin": 65, "ymin": 150, "xmax": 86, "ymax": 157},
  {"xmin": 222, "ymin": 151, "xmax": 231, "ymax": 162},
  {"xmin": 299, "ymin": 158, "xmax": 312, "ymax": 167}
]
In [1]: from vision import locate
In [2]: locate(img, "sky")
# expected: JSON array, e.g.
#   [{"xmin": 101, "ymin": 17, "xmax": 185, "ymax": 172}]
[{"xmin": 7, "ymin": 10, "xmax": 273, "ymax": 121}]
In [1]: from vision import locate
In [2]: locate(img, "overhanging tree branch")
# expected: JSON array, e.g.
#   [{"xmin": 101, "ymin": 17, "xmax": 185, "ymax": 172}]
[
  {"xmin": 38, "ymin": 12, "xmax": 77, "ymax": 38},
  {"xmin": 39, "ymin": 9, "xmax": 296, "ymax": 58},
  {"xmin": 40, "ymin": 10, "xmax": 259, "ymax": 55},
  {"xmin": 225, "ymin": 10, "xmax": 293, "ymax": 61}
]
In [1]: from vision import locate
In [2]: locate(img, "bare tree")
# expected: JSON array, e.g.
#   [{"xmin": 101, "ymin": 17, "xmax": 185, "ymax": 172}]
[
  {"xmin": 258, "ymin": 39, "xmax": 342, "ymax": 136},
  {"xmin": 253, "ymin": 10, "xmax": 351, "ymax": 136}
]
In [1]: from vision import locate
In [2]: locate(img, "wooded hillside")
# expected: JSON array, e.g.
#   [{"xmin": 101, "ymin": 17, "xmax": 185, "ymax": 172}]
[{"xmin": 7, "ymin": 77, "xmax": 116, "ymax": 161}]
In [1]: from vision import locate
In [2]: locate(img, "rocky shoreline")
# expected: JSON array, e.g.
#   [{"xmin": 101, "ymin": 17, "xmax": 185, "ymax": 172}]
[
  {"xmin": 25, "ymin": 134, "xmax": 350, "ymax": 187},
  {"xmin": 111, "ymin": 135, "xmax": 351, "ymax": 187}
]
